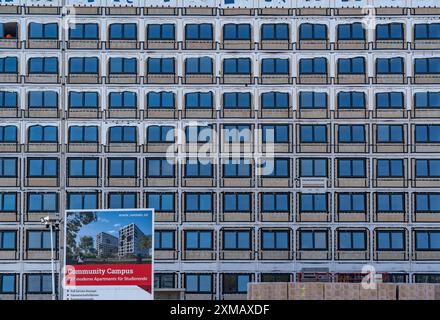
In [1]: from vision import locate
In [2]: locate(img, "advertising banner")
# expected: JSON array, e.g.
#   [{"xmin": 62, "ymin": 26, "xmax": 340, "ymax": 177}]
[{"xmin": 63, "ymin": 209, "xmax": 154, "ymax": 300}]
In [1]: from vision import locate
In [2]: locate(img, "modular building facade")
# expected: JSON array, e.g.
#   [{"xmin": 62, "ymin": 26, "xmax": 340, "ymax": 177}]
[{"xmin": 0, "ymin": 0, "xmax": 440, "ymax": 300}]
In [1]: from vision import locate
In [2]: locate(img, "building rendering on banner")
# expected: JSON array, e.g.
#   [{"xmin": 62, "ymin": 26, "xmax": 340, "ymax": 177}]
[
  {"xmin": 0, "ymin": 0, "xmax": 440, "ymax": 300},
  {"xmin": 118, "ymin": 223, "xmax": 148, "ymax": 258},
  {"xmin": 96, "ymin": 232, "xmax": 118, "ymax": 258}
]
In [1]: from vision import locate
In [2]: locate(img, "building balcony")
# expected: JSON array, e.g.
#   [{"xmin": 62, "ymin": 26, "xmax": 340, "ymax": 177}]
[
  {"xmin": 25, "ymin": 177, "xmax": 59, "ymax": 187},
  {"xmin": 144, "ymin": 74, "xmax": 178, "ymax": 84},
  {"xmin": 335, "ymin": 249, "xmax": 369, "ymax": 261},
  {"xmin": 183, "ymin": 107, "xmax": 216, "ymax": 119},
  {"xmin": 219, "ymin": 74, "xmax": 253, "ymax": 85},
  {"xmin": 0, "ymin": 73, "xmax": 20, "ymax": 83},
  {"xmin": 221, "ymin": 108, "xmax": 253, "ymax": 119},
  {"xmin": 0, "ymin": 39, "xmax": 21, "ymax": 49},
  {"xmin": 0, "ymin": 142, "xmax": 21, "ymax": 153},
  {"xmin": 373, "ymin": 142, "xmax": 407, "ymax": 153},
  {"xmin": 144, "ymin": 40, "xmax": 178, "ymax": 50},
  {"xmin": 335, "ymin": 143, "xmax": 369, "ymax": 153},
  {"xmin": 221, "ymin": 177, "xmax": 254, "ymax": 188},
  {"xmin": 67, "ymin": 177, "xmax": 101, "ymax": 188},
  {"xmin": 296, "ymin": 108, "xmax": 329, "ymax": 119},
  {"xmin": 336, "ymin": 211, "xmax": 368, "ymax": 223},
  {"xmin": 411, "ymin": 108, "xmax": 440, "ymax": 119},
  {"xmin": 412, "ymin": 74, "xmax": 440, "ymax": 84},
  {"xmin": 259, "ymin": 40, "xmax": 291, "ymax": 50},
  {"xmin": 182, "ymin": 249, "xmax": 216, "ymax": 260},
  {"xmin": 374, "ymin": 250, "xmax": 408, "ymax": 261},
  {"xmin": 335, "ymin": 74, "xmax": 368, "ymax": 84},
  {"xmin": 412, "ymin": 39, "xmax": 440, "ymax": 50},
  {"xmin": 335, "ymin": 40, "xmax": 368, "ymax": 50},
  {"xmin": 297, "ymin": 74, "xmax": 330, "ymax": 85},
  {"xmin": 182, "ymin": 74, "xmax": 217, "ymax": 85},
  {"xmin": 258, "ymin": 176, "xmax": 291, "ymax": 188},
  {"xmin": 296, "ymin": 249, "xmax": 331, "ymax": 260},
  {"xmin": 411, "ymin": 177, "xmax": 440, "ymax": 188},
  {"xmin": 144, "ymin": 177, "xmax": 177, "ymax": 187},
  {"xmin": 373, "ymin": 108, "xmax": 407, "ymax": 119},
  {"xmin": 335, "ymin": 177, "xmax": 369, "ymax": 188},
  {"xmin": 220, "ymin": 211, "xmax": 254, "ymax": 222},
  {"xmin": 411, "ymin": 142, "xmax": 440, "ymax": 153},
  {"xmin": 373, "ymin": 74, "xmax": 407, "ymax": 85},
  {"xmin": 413, "ymin": 250, "xmax": 440, "ymax": 261},
  {"xmin": 24, "ymin": 108, "xmax": 59, "ymax": 118},
  {"xmin": 221, "ymin": 40, "xmax": 254, "ymax": 50},
  {"xmin": 144, "ymin": 108, "xmax": 177, "ymax": 119},
  {"xmin": 24, "ymin": 73, "xmax": 60, "ymax": 84},
  {"xmin": 374, "ymin": 211, "xmax": 407, "ymax": 223},
  {"xmin": 67, "ymin": 108, "xmax": 102, "ymax": 119},
  {"xmin": 335, "ymin": 108, "xmax": 368, "ymax": 119},
  {"xmin": 413, "ymin": 211, "xmax": 440, "ymax": 223},
  {"xmin": 106, "ymin": 74, "xmax": 139, "ymax": 84},
  {"xmin": 296, "ymin": 142, "xmax": 330, "ymax": 154},
  {"xmin": 373, "ymin": 40, "xmax": 407, "ymax": 50},
  {"xmin": 106, "ymin": 40, "xmax": 140, "ymax": 50},
  {"xmin": 297, "ymin": 210, "xmax": 330, "ymax": 223},
  {"xmin": 25, "ymin": 39, "xmax": 60, "ymax": 49},
  {"xmin": 182, "ymin": 40, "xmax": 216, "ymax": 50},
  {"xmin": 67, "ymin": 142, "xmax": 101, "ymax": 153},
  {"xmin": 106, "ymin": 177, "xmax": 140, "ymax": 187},
  {"xmin": 67, "ymin": 39, "xmax": 101, "ymax": 50},
  {"xmin": 219, "ymin": 249, "xmax": 254, "ymax": 260},
  {"xmin": 154, "ymin": 249, "xmax": 178, "ymax": 260},
  {"xmin": 297, "ymin": 40, "xmax": 330, "ymax": 50},
  {"xmin": 105, "ymin": 108, "xmax": 140, "ymax": 119},
  {"xmin": 182, "ymin": 177, "xmax": 216, "ymax": 188},
  {"xmin": 259, "ymin": 249, "xmax": 292, "ymax": 260},
  {"xmin": 26, "ymin": 142, "xmax": 60, "ymax": 153},
  {"xmin": 67, "ymin": 74, "xmax": 101, "ymax": 84},
  {"xmin": 258, "ymin": 74, "xmax": 293, "ymax": 85},
  {"xmin": 182, "ymin": 210, "xmax": 215, "ymax": 223},
  {"xmin": 258, "ymin": 107, "xmax": 292, "ymax": 119},
  {"xmin": 144, "ymin": 142, "xmax": 176, "ymax": 153},
  {"xmin": 259, "ymin": 211, "xmax": 292, "ymax": 222}
]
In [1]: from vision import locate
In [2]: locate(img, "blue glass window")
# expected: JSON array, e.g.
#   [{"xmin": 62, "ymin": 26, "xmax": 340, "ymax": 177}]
[
  {"xmin": 261, "ymin": 158, "xmax": 289, "ymax": 177},
  {"xmin": 185, "ymin": 92, "xmax": 213, "ymax": 109},
  {"xmin": 338, "ymin": 158, "xmax": 366, "ymax": 177},
  {"xmin": 69, "ymin": 92, "xmax": 98, "ymax": 109},
  {"xmin": 28, "ymin": 57, "xmax": 58, "ymax": 74},
  {"xmin": 185, "ymin": 193, "xmax": 212, "ymax": 212},
  {"xmin": 146, "ymin": 158, "xmax": 174, "ymax": 177},
  {"xmin": 28, "ymin": 193, "xmax": 57, "ymax": 212},
  {"xmin": 415, "ymin": 125, "xmax": 440, "ymax": 143},
  {"xmin": 416, "ymin": 159, "xmax": 440, "ymax": 177},
  {"xmin": 416, "ymin": 193, "xmax": 440, "ymax": 212},
  {"xmin": 224, "ymin": 193, "xmax": 251, "ymax": 212},
  {"xmin": 414, "ymin": 58, "xmax": 440, "ymax": 74},
  {"xmin": 69, "ymin": 57, "xmax": 98, "ymax": 74},
  {"xmin": 67, "ymin": 192, "xmax": 98, "ymax": 210},
  {"xmin": 338, "ymin": 57, "xmax": 365, "ymax": 74},
  {"xmin": 28, "ymin": 91, "xmax": 57, "ymax": 108},
  {"xmin": 376, "ymin": 57, "xmax": 404, "ymax": 74},
  {"xmin": 223, "ymin": 58, "xmax": 251, "ymax": 74},
  {"xmin": 415, "ymin": 92, "xmax": 440, "ymax": 108},
  {"xmin": 300, "ymin": 125, "xmax": 327, "ymax": 143},
  {"xmin": 338, "ymin": 125, "xmax": 365, "ymax": 143},
  {"xmin": 377, "ymin": 193, "xmax": 404, "ymax": 212},
  {"xmin": 261, "ymin": 59, "xmax": 289, "ymax": 75},
  {"xmin": 185, "ymin": 24, "xmax": 213, "ymax": 40},
  {"xmin": 0, "ymin": 126, "xmax": 17, "ymax": 142},
  {"xmin": 0, "ymin": 274, "xmax": 15, "ymax": 294},
  {"xmin": 108, "ymin": 158, "xmax": 136, "ymax": 177},
  {"xmin": 68, "ymin": 126, "xmax": 98, "ymax": 143},
  {"xmin": 146, "ymin": 193, "xmax": 175, "ymax": 212},
  {"xmin": 0, "ymin": 91, "xmax": 17, "ymax": 108},
  {"xmin": 261, "ymin": 24, "xmax": 289, "ymax": 40},
  {"xmin": 416, "ymin": 231, "xmax": 440, "ymax": 250},
  {"xmin": 338, "ymin": 193, "xmax": 366, "ymax": 212},
  {"xmin": 68, "ymin": 158, "xmax": 98, "ymax": 178},
  {"xmin": 185, "ymin": 57, "xmax": 213, "ymax": 75},
  {"xmin": 223, "ymin": 92, "xmax": 251, "ymax": 109},
  {"xmin": 27, "ymin": 231, "xmax": 57, "ymax": 250},
  {"xmin": 185, "ymin": 159, "xmax": 212, "ymax": 178},
  {"xmin": 377, "ymin": 125, "xmax": 403, "ymax": 143},
  {"xmin": 147, "ymin": 92, "xmax": 174, "ymax": 109},
  {"xmin": 147, "ymin": 24, "xmax": 175, "ymax": 40},
  {"xmin": 224, "ymin": 230, "xmax": 251, "ymax": 250},
  {"xmin": 299, "ymin": 58, "xmax": 327, "ymax": 74},
  {"xmin": 262, "ymin": 230, "xmax": 289, "ymax": 250},
  {"xmin": 109, "ymin": 23, "xmax": 137, "ymax": 40},
  {"xmin": 28, "ymin": 22, "xmax": 58, "ymax": 39},
  {"xmin": 109, "ymin": 58, "xmax": 136, "ymax": 74},
  {"xmin": 185, "ymin": 274, "xmax": 212, "ymax": 293},
  {"xmin": 69, "ymin": 23, "xmax": 98, "ymax": 40},
  {"xmin": 261, "ymin": 193, "xmax": 289, "ymax": 212},
  {"xmin": 108, "ymin": 193, "xmax": 136, "ymax": 209},
  {"xmin": 300, "ymin": 193, "xmax": 327, "ymax": 212},
  {"xmin": 109, "ymin": 92, "xmax": 136, "ymax": 109},
  {"xmin": 185, "ymin": 230, "xmax": 213, "ymax": 250},
  {"xmin": 299, "ymin": 158, "xmax": 327, "ymax": 177},
  {"xmin": 28, "ymin": 125, "xmax": 57, "ymax": 143},
  {"xmin": 0, "ymin": 57, "xmax": 17, "ymax": 73},
  {"xmin": 376, "ymin": 23, "xmax": 404, "ymax": 40},
  {"xmin": 337, "ymin": 23, "xmax": 365, "ymax": 40},
  {"xmin": 0, "ymin": 158, "xmax": 16, "ymax": 177},
  {"xmin": 338, "ymin": 92, "xmax": 365, "ymax": 109},
  {"xmin": 26, "ymin": 274, "xmax": 53, "ymax": 294},
  {"xmin": 223, "ymin": 24, "xmax": 251, "ymax": 40},
  {"xmin": 147, "ymin": 126, "xmax": 174, "ymax": 143},
  {"xmin": 338, "ymin": 231, "xmax": 366, "ymax": 250},
  {"xmin": 0, "ymin": 231, "xmax": 16, "ymax": 249},
  {"xmin": 299, "ymin": 92, "xmax": 327, "ymax": 109},
  {"xmin": 377, "ymin": 159, "xmax": 404, "ymax": 178},
  {"xmin": 261, "ymin": 92, "xmax": 289, "ymax": 109},
  {"xmin": 147, "ymin": 58, "xmax": 175, "ymax": 74},
  {"xmin": 414, "ymin": 23, "xmax": 440, "ymax": 40},
  {"xmin": 262, "ymin": 124, "xmax": 289, "ymax": 143},
  {"xmin": 222, "ymin": 274, "xmax": 251, "ymax": 294},
  {"xmin": 28, "ymin": 158, "xmax": 57, "ymax": 177},
  {"xmin": 377, "ymin": 231, "xmax": 405, "ymax": 250},
  {"xmin": 223, "ymin": 159, "xmax": 251, "ymax": 177},
  {"xmin": 108, "ymin": 126, "xmax": 136, "ymax": 143},
  {"xmin": 376, "ymin": 92, "xmax": 404, "ymax": 109},
  {"xmin": 0, "ymin": 193, "xmax": 16, "ymax": 212},
  {"xmin": 299, "ymin": 23, "xmax": 327, "ymax": 40},
  {"xmin": 300, "ymin": 230, "xmax": 327, "ymax": 250},
  {"xmin": 154, "ymin": 230, "xmax": 175, "ymax": 250}
]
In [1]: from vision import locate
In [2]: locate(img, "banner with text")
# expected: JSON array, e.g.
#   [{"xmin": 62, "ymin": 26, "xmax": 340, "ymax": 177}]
[{"xmin": 64, "ymin": 209, "xmax": 154, "ymax": 300}]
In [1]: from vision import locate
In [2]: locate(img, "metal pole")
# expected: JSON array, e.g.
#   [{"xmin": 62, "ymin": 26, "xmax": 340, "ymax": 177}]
[{"xmin": 50, "ymin": 223, "xmax": 56, "ymax": 300}]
